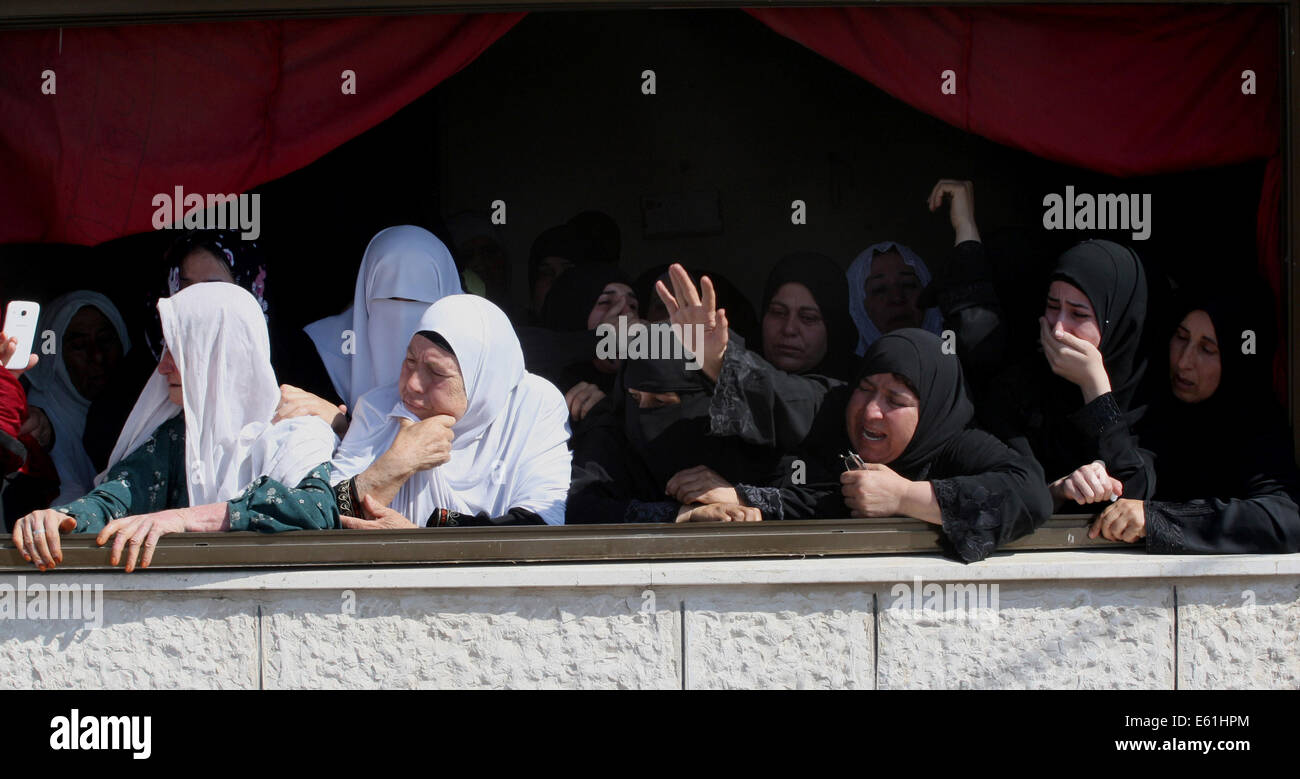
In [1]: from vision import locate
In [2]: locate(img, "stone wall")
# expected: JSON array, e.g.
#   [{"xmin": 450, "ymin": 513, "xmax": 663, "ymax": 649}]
[{"xmin": 2, "ymin": 552, "xmax": 1297, "ymax": 689}]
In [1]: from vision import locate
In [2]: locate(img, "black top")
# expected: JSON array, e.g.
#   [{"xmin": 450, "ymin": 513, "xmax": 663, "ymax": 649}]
[
  {"xmin": 708, "ymin": 329, "xmax": 1052, "ymax": 562},
  {"xmin": 937, "ymin": 239, "xmax": 1157, "ymax": 502},
  {"xmin": 1139, "ymin": 283, "xmax": 1300, "ymax": 553}
]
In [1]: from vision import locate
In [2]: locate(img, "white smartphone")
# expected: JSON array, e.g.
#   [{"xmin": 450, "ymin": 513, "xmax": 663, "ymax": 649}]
[{"xmin": 3, "ymin": 300, "xmax": 40, "ymax": 371}]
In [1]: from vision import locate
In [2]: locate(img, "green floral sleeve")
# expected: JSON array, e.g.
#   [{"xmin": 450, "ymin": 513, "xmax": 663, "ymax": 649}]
[
  {"xmin": 226, "ymin": 462, "xmax": 340, "ymax": 533},
  {"xmin": 56, "ymin": 416, "xmax": 188, "ymax": 535}
]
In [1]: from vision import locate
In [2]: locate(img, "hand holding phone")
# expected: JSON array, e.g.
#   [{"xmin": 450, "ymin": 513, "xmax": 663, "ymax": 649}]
[{"xmin": 2, "ymin": 300, "xmax": 40, "ymax": 373}]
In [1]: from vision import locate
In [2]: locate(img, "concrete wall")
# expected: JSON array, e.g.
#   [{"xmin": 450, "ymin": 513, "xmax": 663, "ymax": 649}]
[{"xmin": 1, "ymin": 552, "xmax": 1297, "ymax": 689}]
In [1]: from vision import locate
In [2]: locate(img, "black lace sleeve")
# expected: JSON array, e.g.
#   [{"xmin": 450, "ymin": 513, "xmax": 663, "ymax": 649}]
[
  {"xmin": 1067, "ymin": 392, "xmax": 1156, "ymax": 500},
  {"xmin": 707, "ymin": 334, "xmax": 841, "ymax": 449},
  {"xmin": 1145, "ymin": 494, "xmax": 1300, "ymax": 554},
  {"xmin": 735, "ymin": 483, "xmax": 784, "ymax": 521},
  {"xmin": 929, "ymin": 430, "xmax": 1054, "ymax": 562}
]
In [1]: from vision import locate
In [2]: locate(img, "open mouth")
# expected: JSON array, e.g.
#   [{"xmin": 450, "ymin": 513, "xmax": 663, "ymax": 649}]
[
  {"xmin": 1173, "ymin": 375, "xmax": 1195, "ymax": 390},
  {"xmin": 861, "ymin": 427, "xmax": 886, "ymax": 443}
]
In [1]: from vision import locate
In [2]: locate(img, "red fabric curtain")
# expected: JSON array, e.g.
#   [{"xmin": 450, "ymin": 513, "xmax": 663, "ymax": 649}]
[
  {"xmin": 0, "ymin": 13, "xmax": 524, "ymax": 245},
  {"xmin": 748, "ymin": 4, "xmax": 1284, "ymax": 390}
]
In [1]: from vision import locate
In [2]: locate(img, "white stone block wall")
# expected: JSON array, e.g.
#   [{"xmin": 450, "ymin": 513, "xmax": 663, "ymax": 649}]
[{"xmin": 1, "ymin": 553, "xmax": 1297, "ymax": 689}]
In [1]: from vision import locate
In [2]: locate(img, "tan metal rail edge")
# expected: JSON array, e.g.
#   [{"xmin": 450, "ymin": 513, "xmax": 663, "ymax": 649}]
[{"xmin": 0, "ymin": 515, "xmax": 1121, "ymax": 571}]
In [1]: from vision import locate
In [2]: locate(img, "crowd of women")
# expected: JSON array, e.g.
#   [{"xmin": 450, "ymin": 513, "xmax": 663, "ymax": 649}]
[{"xmin": 3, "ymin": 179, "xmax": 1299, "ymax": 571}]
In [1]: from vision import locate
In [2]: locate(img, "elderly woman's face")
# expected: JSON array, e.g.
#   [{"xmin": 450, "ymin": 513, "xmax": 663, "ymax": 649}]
[
  {"xmin": 64, "ymin": 306, "xmax": 123, "ymax": 401},
  {"xmin": 844, "ymin": 372, "xmax": 919, "ymax": 465},
  {"xmin": 399, "ymin": 334, "xmax": 468, "ymax": 421},
  {"xmin": 157, "ymin": 348, "xmax": 182, "ymax": 407},
  {"xmin": 1169, "ymin": 309, "xmax": 1222, "ymax": 403},
  {"xmin": 862, "ymin": 251, "xmax": 923, "ymax": 333},
  {"xmin": 763, "ymin": 281, "xmax": 828, "ymax": 373}
]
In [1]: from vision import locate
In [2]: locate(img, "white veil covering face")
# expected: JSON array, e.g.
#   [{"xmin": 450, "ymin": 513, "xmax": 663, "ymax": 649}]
[
  {"xmin": 332, "ymin": 295, "xmax": 571, "ymax": 526},
  {"xmin": 100, "ymin": 283, "xmax": 337, "ymax": 506},
  {"xmin": 846, "ymin": 241, "xmax": 944, "ymax": 355},
  {"xmin": 25, "ymin": 290, "xmax": 132, "ymax": 505},
  {"xmin": 303, "ymin": 225, "xmax": 463, "ymax": 410}
]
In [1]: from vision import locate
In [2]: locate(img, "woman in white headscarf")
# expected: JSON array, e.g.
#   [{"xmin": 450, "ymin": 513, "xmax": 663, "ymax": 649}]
[
  {"xmin": 331, "ymin": 294, "xmax": 571, "ymax": 528},
  {"xmin": 12, "ymin": 284, "xmax": 339, "ymax": 572},
  {"xmin": 296, "ymin": 225, "xmax": 463, "ymax": 420},
  {"xmin": 23, "ymin": 290, "xmax": 131, "ymax": 506},
  {"xmin": 846, "ymin": 242, "xmax": 943, "ymax": 355}
]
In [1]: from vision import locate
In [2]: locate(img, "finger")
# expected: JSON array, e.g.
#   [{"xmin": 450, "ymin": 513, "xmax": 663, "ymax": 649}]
[
  {"xmin": 31, "ymin": 519, "xmax": 55, "ymax": 569},
  {"xmin": 1088, "ymin": 516, "xmax": 1103, "ymax": 539},
  {"xmin": 669, "ymin": 264, "xmax": 700, "ymax": 309},
  {"xmin": 927, "ymin": 181, "xmax": 944, "ymax": 211},
  {"xmin": 12, "ymin": 520, "xmax": 28, "ymax": 563},
  {"xmin": 654, "ymin": 279, "xmax": 680, "ymax": 316},
  {"xmin": 1071, "ymin": 473, "xmax": 1095, "ymax": 501},
  {"xmin": 1120, "ymin": 521, "xmax": 1142, "ymax": 544},
  {"xmin": 1109, "ymin": 478, "xmax": 1124, "ymax": 499},
  {"xmin": 141, "ymin": 528, "xmax": 163, "ymax": 569},
  {"xmin": 49, "ymin": 515, "xmax": 73, "ymax": 564},
  {"xmin": 430, "ymin": 414, "xmax": 458, "ymax": 428},
  {"xmin": 699, "ymin": 275, "xmax": 716, "ymax": 317},
  {"xmin": 125, "ymin": 519, "xmax": 152, "ymax": 573},
  {"xmin": 340, "ymin": 515, "xmax": 370, "ymax": 530},
  {"xmin": 110, "ymin": 519, "xmax": 140, "ymax": 566}
]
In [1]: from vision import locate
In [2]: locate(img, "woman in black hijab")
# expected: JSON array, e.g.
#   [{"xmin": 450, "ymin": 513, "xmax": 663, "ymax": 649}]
[
  {"xmin": 758, "ymin": 253, "xmax": 857, "ymax": 381},
  {"xmin": 977, "ymin": 240, "xmax": 1156, "ymax": 510},
  {"xmin": 1093, "ymin": 281, "xmax": 1300, "ymax": 552},
  {"xmin": 701, "ymin": 329, "xmax": 1051, "ymax": 562}
]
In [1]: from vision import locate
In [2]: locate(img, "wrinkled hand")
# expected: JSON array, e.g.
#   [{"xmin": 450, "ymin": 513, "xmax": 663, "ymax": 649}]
[
  {"xmin": 20, "ymin": 405, "xmax": 53, "ymax": 449},
  {"xmin": 565, "ymin": 381, "xmax": 607, "ymax": 421},
  {"xmin": 0, "ymin": 331, "xmax": 38, "ymax": 376},
  {"xmin": 655, "ymin": 263, "xmax": 729, "ymax": 381},
  {"xmin": 390, "ymin": 415, "xmax": 456, "ymax": 472},
  {"xmin": 1051, "ymin": 460, "xmax": 1123, "ymax": 505},
  {"xmin": 926, "ymin": 179, "xmax": 980, "ymax": 244},
  {"xmin": 676, "ymin": 502, "xmax": 761, "ymax": 523},
  {"xmin": 1090, "ymin": 498, "xmax": 1146, "ymax": 543},
  {"xmin": 275, "ymin": 384, "xmax": 348, "ymax": 437},
  {"xmin": 841, "ymin": 463, "xmax": 913, "ymax": 518},
  {"xmin": 340, "ymin": 494, "xmax": 418, "ymax": 529},
  {"xmin": 1040, "ymin": 317, "xmax": 1110, "ymax": 400},
  {"xmin": 96, "ymin": 510, "xmax": 188, "ymax": 572},
  {"xmin": 12, "ymin": 509, "xmax": 77, "ymax": 570},
  {"xmin": 665, "ymin": 465, "xmax": 739, "ymax": 506}
]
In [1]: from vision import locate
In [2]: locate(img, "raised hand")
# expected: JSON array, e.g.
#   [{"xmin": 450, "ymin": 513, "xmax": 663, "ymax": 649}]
[
  {"xmin": 927, "ymin": 179, "xmax": 980, "ymax": 244},
  {"xmin": 654, "ymin": 263, "xmax": 729, "ymax": 381}
]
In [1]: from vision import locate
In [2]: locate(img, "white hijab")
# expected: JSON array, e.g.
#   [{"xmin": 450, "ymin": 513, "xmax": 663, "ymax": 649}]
[
  {"xmin": 332, "ymin": 295, "xmax": 571, "ymax": 526},
  {"xmin": 846, "ymin": 241, "xmax": 944, "ymax": 355},
  {"xmin": 25, "ymin": 290, "xmax": 131, "ymax": 505},
  {"xmin": 101, "ymin": 283, "xmax": 337, "ymax": 506},
  {"xmin": 304, "ymin": 225, "xmax": 462, "ymax": 410}
]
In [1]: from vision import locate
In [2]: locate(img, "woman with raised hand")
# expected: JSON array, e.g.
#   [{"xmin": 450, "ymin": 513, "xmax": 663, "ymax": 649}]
[
  {"xmin": 11, "ymin": 283, "xmax": 339, "ymax": 572},
  {"xmin": 295, "ymin": 225, "xmax": 463, "ymax": 432},
  {"xmin": 1092, "ymin": 282, "xmax": 1300, "ymax": 552},
  {"xmin": 329, "ymin": 294, "xmax": 572, "ymax": 528}
]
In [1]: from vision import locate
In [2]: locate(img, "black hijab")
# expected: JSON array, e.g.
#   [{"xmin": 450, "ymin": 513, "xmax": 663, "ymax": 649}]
[
  {"xmin": 1142, "ymin": 278, "xmax": 1283, "ymax": 501},
  {"xmin": 541, "ymin": 263, "xmax": 631, "ymax": 333},
  {"xmin": 758, "ymin": 253, "xmax": 856, "ymax": 380},
  {"xmin": 1049, "ymin": 239, "xmax": 1148, "ymax": 410},
  {"xmin": 619, "ymin": 347, "xmax": 774, "ymax": 488},
  {"xmin": 528, "ymin": 223, "xmax": 591, "ymax": 296},
  {"xmin": 857, "ymin": 328, "xmax": 974, "ymax": 477}
]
